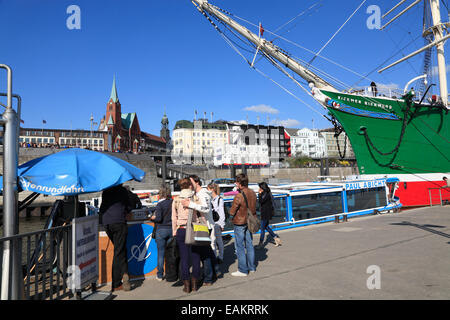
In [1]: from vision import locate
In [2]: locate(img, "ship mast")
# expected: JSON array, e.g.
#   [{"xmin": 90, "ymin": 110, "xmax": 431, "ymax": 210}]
[
  {"xmin": 379, "ymin": 0, "xmax": 449, "ymax": 108},
  {"xmin": 191, "ymin": 0, "xmax": 337, "ymax": 92},
  {"xmin": 429, "ymin": 0, "xmax": 448, "ymax": 106}
]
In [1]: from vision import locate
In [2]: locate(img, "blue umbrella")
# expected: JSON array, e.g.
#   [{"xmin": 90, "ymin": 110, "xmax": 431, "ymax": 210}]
[{"xmin": 1, "ymin": 148, "xmax": 145, "ymax": 196}]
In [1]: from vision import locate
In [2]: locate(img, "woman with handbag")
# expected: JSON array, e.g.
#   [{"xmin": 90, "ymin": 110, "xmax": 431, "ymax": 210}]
[
  {"xmin": 256, "ymin": 182, "xmax": 281, "ymax": 249},
  {"xmin": 171, "ymin": 178, "xmax": 206, "ymax": 293},
  {"xmin": 150, "ymin": 185, "xmax": 173, "ymax": 281}
]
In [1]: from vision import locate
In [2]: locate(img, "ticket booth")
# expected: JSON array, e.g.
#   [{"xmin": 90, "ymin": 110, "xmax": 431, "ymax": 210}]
[{"xmin": 98, "ymin": 208, "xmax": 158, "ymax": 285}]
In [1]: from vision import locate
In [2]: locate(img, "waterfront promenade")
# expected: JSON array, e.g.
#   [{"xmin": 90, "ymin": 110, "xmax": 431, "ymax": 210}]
[{"xmin": 103, "ymin": 205, "xmax": 450, "ymax": 300}]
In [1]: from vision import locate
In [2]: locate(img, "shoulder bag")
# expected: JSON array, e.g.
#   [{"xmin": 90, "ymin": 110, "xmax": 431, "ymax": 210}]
[
  {"xmin": 185, "ymin": 208, "xmax": 211, "ymax": 246},
  {"xmin": 242, "ymin": 191, "xmax": 260, "ymax": 233}
]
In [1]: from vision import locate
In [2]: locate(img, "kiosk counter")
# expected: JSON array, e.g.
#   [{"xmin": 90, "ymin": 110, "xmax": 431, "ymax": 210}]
[{"xmin": 98, "ymin": 208, "xmax": 158, "ymax": 285}]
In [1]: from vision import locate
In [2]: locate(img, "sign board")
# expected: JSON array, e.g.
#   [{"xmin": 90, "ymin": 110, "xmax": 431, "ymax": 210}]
[
  {"xmin": 72, "ymin": 215, "xmax": 99, "ymax": 290},
  {"xmin": 126, "ymin": 223, "xmax": 157, "ymax": 276},
  {"xmin": 345, "ymin": 179, "xmax": 386, "ymax": 191}
]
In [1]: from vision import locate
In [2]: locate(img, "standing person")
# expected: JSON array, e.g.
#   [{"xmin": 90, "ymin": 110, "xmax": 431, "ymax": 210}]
[
  {"xmin": 150, "ymin": 185, "xmax": 173, "ymax": 281},
  {"xmin": 99, "ymin": 184, "xmax": 132, "ymax": 292},
  {"xmin": 207, "ymin": 183, "xmax": 225, "ymax": 264},
  {"xmin": 370, "ymin": 81, "xmax": 378, "ymax": 97},
  {"xmin": 172, "ymin": 178, "xmax": 203, "ymax": 293},
  {"xmin": 181, "ymin": 175, "xmax": 219, "ymax": 285},
  {"xmin": 124, "ymin": 185, "xmax": 142, "ymax": 210},
  {"xmin": 229, "ymin": 173, "xmax": 257, "ymax": 277},
  {"xmin": 256, "ymin": 182, "xmax": 281, "ymax": 249},
  {"xmin": 442, "ymin": 176, "xmax": 449, "ymax": 188},
  {"xmin": 442, "ymin": 177, "xmax": 450, "ymax": 205}
]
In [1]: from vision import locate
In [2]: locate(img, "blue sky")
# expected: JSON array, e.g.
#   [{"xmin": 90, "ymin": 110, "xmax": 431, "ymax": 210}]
[{"xmin": 0, "ymin": 0, "xmax": 443, "ymax": 135}]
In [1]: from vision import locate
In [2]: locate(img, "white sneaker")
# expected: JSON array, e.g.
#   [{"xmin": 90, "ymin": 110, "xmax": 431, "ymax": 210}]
[
  {"xmin": 249, "ymin": 270, "xmax": 256, "ymax": 274},
  {"xmin": 156, "ymin": 276, "xmax": 163, "ymax": 281},
  {"xmin": 231, "ymin": 271, "xmax": 248, "ymax": 277}
]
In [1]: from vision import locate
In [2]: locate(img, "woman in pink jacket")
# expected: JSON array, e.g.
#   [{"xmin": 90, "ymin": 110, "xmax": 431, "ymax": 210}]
[{"xmin": 172, "ymin": 178, "xmax": 205, "ymax": 293}]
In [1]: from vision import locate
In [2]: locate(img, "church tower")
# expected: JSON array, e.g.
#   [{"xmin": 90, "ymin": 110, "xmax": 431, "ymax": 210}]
[
  {"xmin": 160, "ymin": 110, "xmax": 170, "ymax": 142},
  {"xmin": 105, "ymin": 76, "xmax": 122, "ymax": 129}
]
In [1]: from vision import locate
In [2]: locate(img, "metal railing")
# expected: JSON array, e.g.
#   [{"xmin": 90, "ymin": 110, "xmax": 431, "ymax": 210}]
[
  {"xmin": 0, "ymin": 224, "xmax": 73, "ymax": 300},
  {"xmin": 428, "ymin": 187, "xmax": 450, "ymax": 206}
]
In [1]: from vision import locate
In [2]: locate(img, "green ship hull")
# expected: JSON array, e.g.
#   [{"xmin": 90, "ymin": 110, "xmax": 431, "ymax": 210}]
[{"xmin": 320, "ymin": 90, "xmax": 450, "ymax": 175}]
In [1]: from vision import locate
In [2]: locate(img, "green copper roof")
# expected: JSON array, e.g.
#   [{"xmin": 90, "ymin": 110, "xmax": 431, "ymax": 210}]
[
  {"xmin": 110, "ymin": 76, "xmax": 119, "ymax": 103},
  {"xmin": 107, "ymin": 115, "xmax": 114, "ymax": 125},
  {"xmin": 174, "ymin": 120, "xmax": 194, "ymax": 129},
  {"xmin": 121, "ymin": 113, "xmax": 136, "ymax": 130}
]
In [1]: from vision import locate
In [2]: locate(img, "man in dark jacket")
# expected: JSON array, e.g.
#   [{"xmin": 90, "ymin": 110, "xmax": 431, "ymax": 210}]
[
  {"xmin": 229, "ymin": 173, "xmax": 257, "ymax": 277},
  {"xmin": 100, "ymin": 184, "xmax": 131, "ymax": 292},
  {"xmin": 150, "ymin": 185, "xmax": 173, "ymax": 281},
  {"xmin": 124, "ymin": 186, "xmax": 142, "ymax": 210}
]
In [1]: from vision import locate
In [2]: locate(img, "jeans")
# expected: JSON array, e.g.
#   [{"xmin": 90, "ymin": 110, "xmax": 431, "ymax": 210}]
[
  {"xmin": 212, "ymin": 224, "xmax": 224, "ymax": 260},
  {"xmin": 155, "ymin": 227, "xmax": 172, "ymax": 279},
  {"xmin": 233, "ymin": 225, "xmax": 256, "ymax": 274},
  {"xmin": 259, "ymin": 219, "xmax": 278, "ymax": 243},
  {"xmin": 104, "ymin": 223, "xmax": 128, "ymax": 288},
  {"xmin": 192, "ymin": 245, "xmax": 215, "ymax": 283}
]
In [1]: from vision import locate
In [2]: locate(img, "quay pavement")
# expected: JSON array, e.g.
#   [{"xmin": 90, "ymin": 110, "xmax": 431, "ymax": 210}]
[{"xmin": 101, "ymin": 205, "xmax": 450, "ymax": 300}]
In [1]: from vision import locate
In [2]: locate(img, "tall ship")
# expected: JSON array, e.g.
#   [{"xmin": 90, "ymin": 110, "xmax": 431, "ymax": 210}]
[{"xmin": 190, "ymin": 0, "xmax": 450, "ymax": 206}]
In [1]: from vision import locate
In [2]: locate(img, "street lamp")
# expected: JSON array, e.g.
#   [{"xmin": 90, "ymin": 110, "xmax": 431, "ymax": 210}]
[{"xmin": 89, "ymin": 113, "xmax": 94, "ymax": 149}]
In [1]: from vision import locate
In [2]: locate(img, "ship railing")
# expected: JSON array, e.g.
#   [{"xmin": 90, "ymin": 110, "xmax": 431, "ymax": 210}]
[
  {"xmin": 0, "ymin": 224, "xmax": 73, "ymax": 300},
  {"xmin": 428, "ymin": 187, "xmax": 450, "ymax": 207},
  {"xmin": 349, "ymin": 87, "xmax": 425, "ymax": 101}
]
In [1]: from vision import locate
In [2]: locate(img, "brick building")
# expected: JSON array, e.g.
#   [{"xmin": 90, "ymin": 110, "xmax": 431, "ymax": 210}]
[
  {"xmin": 98, "ymin": 77, "xmax": 170, "ymax": 153},
  {"xmin": 14, "ymin": 77, "xmax": 169, "ymax": 154}
]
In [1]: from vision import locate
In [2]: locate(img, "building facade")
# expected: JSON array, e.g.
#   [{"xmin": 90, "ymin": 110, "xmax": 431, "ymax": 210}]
[
  {"xmin": 285, "ymin": 128, "xmax": 327, "ymax": 159},
  {"xmin": 319, "ymin": 128, "xmax": 355, "ymax": 159},
  {"xmin": 172, "ymin": 119, "xmax": 228, "ymax": 164},
  {"xmin": 171, "ymin": 119, "xmax": 289, "ymax": 166},
  {"xmin": 225, "ymin": 121, "xmax": 289, "ymax": 165},
  {"xmin": 19, "ymin": 128, "xmax": 107, "ymax": 151}
]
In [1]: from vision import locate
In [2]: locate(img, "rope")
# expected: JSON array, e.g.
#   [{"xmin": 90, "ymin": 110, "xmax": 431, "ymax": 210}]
[
  {"xmin": 271, "ymin": 1, "xmax": 323, "ymax": 39},
  {"xmin": 197, "ymin": 5, "xmax": 328, "ymax": 120},
  {"xmin": 211, "ymin": 3, "xmax": 375, "ymax": 86},
  {"xmin": 308, "ymin": 0, "xmax": 367, "ymax": 65}
]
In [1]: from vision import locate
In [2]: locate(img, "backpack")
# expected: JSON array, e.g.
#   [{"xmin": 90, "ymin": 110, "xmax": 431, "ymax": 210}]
[{"xmin": 212, "ymin": 196, "xmax": 229, "ymax": 222}]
